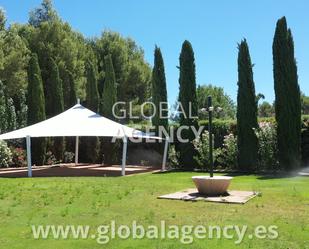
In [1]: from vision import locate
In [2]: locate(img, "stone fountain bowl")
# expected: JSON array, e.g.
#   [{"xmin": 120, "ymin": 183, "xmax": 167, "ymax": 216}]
[{"xmin": 192, "ymin": 176, "xmax": 233, "ymax": 196}]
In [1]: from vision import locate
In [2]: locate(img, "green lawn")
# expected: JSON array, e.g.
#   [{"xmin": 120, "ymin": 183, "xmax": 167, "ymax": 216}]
[{"xmin": 0, "ymin": 172, "xmax": 308, "ymax": 248}]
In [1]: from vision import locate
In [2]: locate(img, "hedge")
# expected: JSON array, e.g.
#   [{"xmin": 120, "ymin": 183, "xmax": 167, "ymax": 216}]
[
  {"xmin": 129, "ymin": 117, "xmax": 309, "ymax": 166},
  {"xmin": 198, "ymin": 119, "xmax": 236, "ymax": 148}
]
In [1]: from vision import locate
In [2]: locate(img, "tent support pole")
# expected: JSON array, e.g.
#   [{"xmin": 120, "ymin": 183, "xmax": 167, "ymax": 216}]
[
  {"xmin": 75, "ymin": 136, "xmax": 79, "ymax": 165},
  {"xmin": 162, "ymin": 137, "xmax": 169, "ymax": 171},
  {"xmin": 121, "ymin": 137, "xmax": 128, "ymax": 176},
  {"xmin": 26, "ymin": 135, "xmax": 32, "ymax": 177}
]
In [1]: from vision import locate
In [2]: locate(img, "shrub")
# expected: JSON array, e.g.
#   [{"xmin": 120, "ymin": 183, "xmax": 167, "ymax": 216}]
[
  {"xmin": 255, "ymin": 122, "xmax": 279, "ymax": 170},
  {"xmin": 63, "ymin": 151, "xmax": 75, "ymax": 163},
  {"xmin": 10, "ymin": 147, "xmax": 27, "ymax": 167},
  {"xmin": 193, "ymin": 131, "xmax": 211, "ymax": 170},
  {"xmin": 198, "ymin": 119, "xmax": 236, "ymax": 148},
  {"xmin": 0, "ymin": 140, "xmax": 13, "ymax": 168},
  {"xmin": 45, "ymin": 151, "xmax": 57, "ymax": 165},
  {"xmin": 254, "ymin": 122, "xmax": 279, "ymax": 170},
  {"xmin": 168, "ymin": 145, "xmax": 179, "ymax": 168},
  {"xmin": 216, "ymin": 133, "xmax": 238, "ymax": 169},
  {"xmin": 258, "ymin": 117, "xmax": 276, "ymax": 124},
  {"xmin": 193, "ymin": 131, "xmax": 237, "ymax": 170},
  {"xmin": 302, "ymin": 128, "xmax": 309, "ymax": 166},
  {"xmin": 302, "ymin": 115, "xmax": 309, "ymax": 129}
]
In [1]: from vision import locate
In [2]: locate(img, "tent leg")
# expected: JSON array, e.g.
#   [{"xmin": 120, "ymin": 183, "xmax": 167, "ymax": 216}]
[
  {"xmin": 121, "ymin": 137, "xmax": 128, "ymax": 176},
  {"xmin": 162, "ymin": 138, "xmax": 169, "ymax": 171},
  {"xmin": 75, "ymin": 136, "xmax": 79, "ymax": 165},
  {"xmin": 26, "ymin": 135, "xmax": 32, "ymax": 177}
]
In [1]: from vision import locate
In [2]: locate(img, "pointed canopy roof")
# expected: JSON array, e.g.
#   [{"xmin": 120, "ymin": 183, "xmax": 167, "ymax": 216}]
[{"xmin": 0, "ymin": 104, "xmax": 161, "ymax": 140}]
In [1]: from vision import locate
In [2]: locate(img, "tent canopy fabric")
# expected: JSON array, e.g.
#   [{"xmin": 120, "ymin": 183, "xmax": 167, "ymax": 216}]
[{"xmin": 0, "ymin": 104, "xmax": 161, "ymax": 140}]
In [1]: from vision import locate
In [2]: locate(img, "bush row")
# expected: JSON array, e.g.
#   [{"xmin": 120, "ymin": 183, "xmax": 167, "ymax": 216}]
[
  {"xmin": 171, "ymin": 117, "xmax": 309, "ymax": 168},
  {"xmin": 131, "ymin": 117, "xmax": 309, "ymax": 167},
  {"xmin": 2, "ymin": 116, "xmax": 308, "ymax": 168},
  {"xmin": 0, "ymin": 140, "xmax": 76, "ymax": 168}
]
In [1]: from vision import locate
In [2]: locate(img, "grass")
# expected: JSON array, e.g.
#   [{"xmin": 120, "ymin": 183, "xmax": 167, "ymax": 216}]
[{"xmin": 0, "ymin": 172, "xmax": 308, "ymax": 248}]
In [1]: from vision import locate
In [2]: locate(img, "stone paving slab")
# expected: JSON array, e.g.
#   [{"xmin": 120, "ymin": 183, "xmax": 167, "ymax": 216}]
[{"xmin": 158, "ymin": 188, "xmax": 259, "ymax": 204}]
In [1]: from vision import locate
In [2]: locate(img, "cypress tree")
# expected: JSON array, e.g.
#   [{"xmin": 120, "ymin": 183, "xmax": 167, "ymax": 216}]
[
  {"xmin": 57, "ymin": 64, "xmax": 76, "ymax": 153},
  {"xmin": 27, "ymin": 53, "xmax": 46, "ymax": 165},
  {"xmin": 237, "ymin": 39, "xmax": 258, "ymax": 171},
  {"xmin": 15, "ymin": 89, "xmax": 28, "ymax": 129},
  {"xmin": 45, "ymin": 57, "xmax": 64, "ymax": 117},
  {"xmin": 152, "ymin": 46, "xmax": 168, "ymax": 135},
  {"xmin": 61, "ymin": 69, "xmax": 76, "ymax": 153},
  {"xmin": 61, "ymin": 68, "xmax": 77, "ymax": 109},
  {"xmin": 80, "ymin": 59, "xmax": 100, "ymax": 163},
  {"xmin": 86, "ymin": 59, "xmax": 100, "ymax": 112},
  {"xmin": 273, "ymin": 17, "xmax": 301, "ymax": 170},
  {"xmin": 68, "ymin": 71, "xmax": 77, "ymax": 107},
  {"xmin": 0, "ymin": 80, "xmax": 8, "ymax": 133},
  {"xmin": 6, "ymin": 97, "xmax": 17, "ymax": 132},
  {"xmin": 100, "ymin": 54, "xmax": 117, "ymax": 120},
  {"xmin": 45, "ymin": 57, "xmax": 65, "ymax": 161},
  {"xmin": 66, "ymin": 70, "xmax": 77, "ymax": 154},
  {"xmin": 178, "ymin": 40, "xmax": 198, "ymax": 169},
  {"xmin": 100, "ymin": 54, "xmax": 118, "ymax": 164}
]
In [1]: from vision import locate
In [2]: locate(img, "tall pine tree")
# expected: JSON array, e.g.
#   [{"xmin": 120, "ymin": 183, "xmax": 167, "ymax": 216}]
[
  {"xmin": 0, "ymin": 8, "xmax": 6, "ymax": 31},
  {"xmin": 273, "ymin": 17, "xmax": 301, "ymax": 170},
  {"xmin": 27, "ymin": 53, "xmax": 46, "ymax": 165},
  {"xmin": 178, "ymin": 40, "xmax": 198, "ymax": 170},
  {"xmin": 152, "ymin": 46, "xmax": 168, "ymax": 135},
  {"xmin": 237, "ymin": 39, "xmax": 258, "ymax": 171},
  {"xmin": 29, "ymin": 0, "xmax": 58, "ymax": 27}
]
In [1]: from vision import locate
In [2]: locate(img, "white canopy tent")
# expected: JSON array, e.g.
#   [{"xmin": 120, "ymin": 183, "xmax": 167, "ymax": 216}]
[{"xmin": 0, "ymin": 103, "xmax": 169, "ymax": 177}]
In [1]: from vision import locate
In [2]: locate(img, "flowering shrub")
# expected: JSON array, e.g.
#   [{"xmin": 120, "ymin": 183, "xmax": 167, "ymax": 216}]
[
  {"xmin": 0, "ymin": 140, "xmax": 13, "ymax": 168},
  {"xmin": 189, "ymin": 122, "xmax": 279, "ymax": 171},
  {"xmin": 10, "ymin": 147, "xmax": 27, "ymax": 167},
  {"xmin": 168, "ymin": 145, "xmax": 179, "ymax": 168},
  {"xmin": 45, "ymin": 151, "xmax": 57, "ymax": 165},
  {"xmin": 303, "ymin": 117, "xmax": 309, "ymax": 129},
  {"xmin": 254, "ymin": 122, "xmax": 279, "ymax": 170},
  {"xmin": 64, "ymin": 151, "xmax": 75, "ymax": 163},
  {"xmin": 216, "ymin": 133, "xmax": 238, "ymax": 169},
  {"xmin": 193, "ymin": 131, "xmax": 215, "ymax": 170}
]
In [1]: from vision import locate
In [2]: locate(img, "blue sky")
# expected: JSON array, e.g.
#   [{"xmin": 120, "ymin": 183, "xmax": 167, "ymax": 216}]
[{"xmin": 1, "ymin": 0, "xmax": 309, "ymax": 106}]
